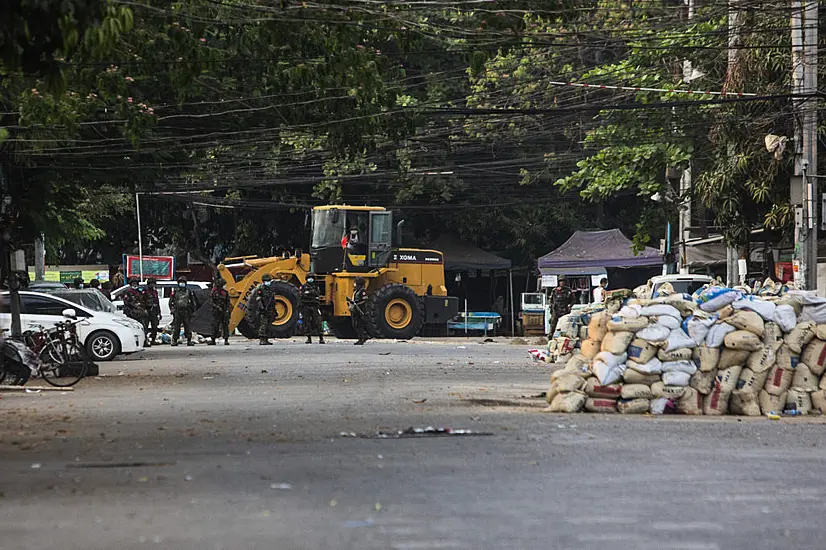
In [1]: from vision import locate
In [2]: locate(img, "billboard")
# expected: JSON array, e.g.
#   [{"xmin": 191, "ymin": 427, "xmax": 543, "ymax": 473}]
[{"xmin": 124, "ymin": 255, "xmax": 176, "ymax": 281}]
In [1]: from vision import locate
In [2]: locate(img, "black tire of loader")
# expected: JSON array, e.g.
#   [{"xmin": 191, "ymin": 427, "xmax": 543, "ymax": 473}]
[
  {"xmin": 328, "ymin": 318, "xmax": 359, "ymax": 339},
  {"xmin": 366, "ymin": 284, "xmax": 424, "ymax": 340},
  {"xmin": 267, "ymin": 281, "xmax": 301, "ymax": 338}
]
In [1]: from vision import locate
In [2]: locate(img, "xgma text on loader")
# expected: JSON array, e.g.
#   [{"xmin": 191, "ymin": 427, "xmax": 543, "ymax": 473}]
[{"xmin": 215, "ymin": 205, "xmax": 459, "ymax": 340}]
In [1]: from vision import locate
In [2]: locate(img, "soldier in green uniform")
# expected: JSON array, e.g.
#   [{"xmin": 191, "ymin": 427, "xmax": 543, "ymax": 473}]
[
  {"xmin": 209, "ymin": 278, "xmax": 231, "ymax": 346},
  {"xmin": 348, "ymin": 277, "xmax": 370, "ymax": 345},
  {"xmin": 252, "ymin": 274, "xmax": 275, "ymax": 345},
  {"xmin": 170, "ymin": 276, "xmax": 197, "ymax": 347},
  {"xmin": 549, "ymin": 275, "xmax": 575, "ymax": 336},
  {"xmin": 143, "ymin": 278, "xmax": 162, "ymax": 347},
  {"xmin": 299, "ymin": 273, "xmax": 325, "ymax": 344}
]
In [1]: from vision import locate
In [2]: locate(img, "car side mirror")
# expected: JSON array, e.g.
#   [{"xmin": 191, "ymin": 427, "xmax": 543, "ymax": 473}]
[{"xmin": 62, "ymin": 308, "xmax": 77, "ymax": 319}]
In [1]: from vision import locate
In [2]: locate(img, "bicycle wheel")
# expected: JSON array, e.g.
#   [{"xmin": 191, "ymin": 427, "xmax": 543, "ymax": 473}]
[{"xmin": 40, "ymin": 340, "xmax": 89, "ymax": 387}]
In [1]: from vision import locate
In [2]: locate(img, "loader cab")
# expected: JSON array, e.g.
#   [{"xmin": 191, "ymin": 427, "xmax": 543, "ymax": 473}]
[{"xmin": 310, "ymin": 206, "xmax": 393, "ymax": 274}]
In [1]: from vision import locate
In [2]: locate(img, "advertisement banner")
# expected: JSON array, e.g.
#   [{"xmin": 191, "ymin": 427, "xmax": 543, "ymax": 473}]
[{"xmin": 124, "ymin": 255, "xmax": 176, "ymax": 281}]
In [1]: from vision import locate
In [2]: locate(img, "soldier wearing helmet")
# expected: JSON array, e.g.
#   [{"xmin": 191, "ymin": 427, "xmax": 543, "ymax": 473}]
[
  {"xmin": 348, "ymin": 277, "xmax": 369, "ymax": 345},
  {"xmin": 170, "ymin": 275, "xmax": 196, "ymax": 346},
  {"xmin": 123, "ymin": 276, "xmax": 148, "ymax": 331},
  {"xmin": 299, "ymin": 273, "xmax": 324, "ymax": 344},
  {"xmin": 252, "ymin": 274, "xmax": 276, "ymax": 345},
  {"xmin": 143, "ymin": 278, "xmax": 161, "ymax": 347},
  {"xmin": 209, "ymin": 277, "xmax": 231, "ymax": 346}
]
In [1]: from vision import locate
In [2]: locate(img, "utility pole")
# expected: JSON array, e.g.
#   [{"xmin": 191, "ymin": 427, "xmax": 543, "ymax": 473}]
[
  {"xmin": 34, "ymin": 234, "xmax": 45, "ymax": 282},
  {"xmin": 791, "ymin": 0, "xmax": 818, "ymax": 291},
  {"xmin": 679, "ymin": 0, "xmax": 695, "ymax": 274},
  {"xmin": 725, "ymin": 0, "xmax": 742, "ymax": 286}
]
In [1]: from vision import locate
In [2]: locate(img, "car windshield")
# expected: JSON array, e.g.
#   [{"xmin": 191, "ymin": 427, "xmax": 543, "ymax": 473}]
[
  {"xmin": 49, "ymin": 290, "xmax": 115, "ymax": 313},
  {"xmin": 653, "ymin": 280, "xmax": 709, "ymax": 296}
]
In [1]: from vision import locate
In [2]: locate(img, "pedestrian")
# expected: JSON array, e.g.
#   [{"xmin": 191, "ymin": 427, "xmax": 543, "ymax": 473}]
[
  {"xmin": 143, "ymin": 278, "xmax": 162, "ymax": 347},
  {"xmin": 592, "ymin": 278, "xmax": 608, "ymax": 303},
  {"xmin": 89, "ymin": 278, "xmax": 103, "ymax": 294},
  {"xmin": 170, "ymin": 276, "xmax": 197, "ymax": 347},
  {"xmin": 299, "ymin": 273, "xmax": 324, "ymax": 344},
  {"xmin": 123, "ymin": 277, "xmax": 148, "ymax": 331},
  {"xmin": 348, "ymin": 277, "xmax": 369, "ymax": 345},
  {"xmin": 252, "ymin": 274, "xmax": 276, "ymax": 345},
  {"xmin": 111, "ymin": 266, "xmax": 125, "ymax": 288},
  {"xmin": 549, "ymin": 275, "xmax": 575, "ymax": 336},
  {"xmin": 72, "ymin": 277, "xmax": 85, "ymax": 289},
  {"xmin": 209, "ymin": 277, "xmax": 231, "ymax": 346}
]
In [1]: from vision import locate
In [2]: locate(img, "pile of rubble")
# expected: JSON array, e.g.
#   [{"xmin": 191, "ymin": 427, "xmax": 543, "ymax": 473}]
[{"xmin": 545, "ymin": 284, "xmax": 826, "ymax": 416}]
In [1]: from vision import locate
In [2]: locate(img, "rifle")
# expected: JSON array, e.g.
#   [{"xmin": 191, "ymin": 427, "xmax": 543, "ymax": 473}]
[{"xmin": 346, "ymin": 296, "xmax": 365, "ymax": 316}]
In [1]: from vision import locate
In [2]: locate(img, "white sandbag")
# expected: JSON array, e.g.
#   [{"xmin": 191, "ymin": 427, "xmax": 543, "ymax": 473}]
[
  {"xmin": 815, "ymin": 324, "xmax": 826, "ymax": 341},
  {"xmin": 621, "ymin": 384, "xmax": 654, "ymax": 400},
  {"xmin": 776, "ymin": 344, "xmax": 801, "ymax": 371},
  {"xmin": 698, "ymin": 287, "xmax": 741, "ymax": 312},
  {"xmin": 652, "ymin": 315, "xmax": 682, "ymax": 330},
  {"xmin": 718, "ymin": 349, "xmax": 751, "ymax": 370},
  {"xmin": 593, "ymin": 360, "xmax": 627, "ymax": 386},
  {"xmin": 706, "ymin": 322, "xmax": 736, "ymax": 348},
  {"xmin": 595, "ymin": 351, "xmax": 627, "ymax": 367},
  {"xmin": 662, "ymin": 370, "xmax": 691, "ymax": 387},
  {"xmin": 759, "ymin": 389, "xmax": 786, "ymax": 415},
  {"xmin": 583, "ymin": 377, "xmax": 622, "ymax": 399},
  {"xmin": 703, "ymin": 386, "xmax": 731, "ymax": 415},
  {"xmin": 664, "ymin": 329, "xmax": 697, "ymax": 352},
  {"xmin": 764, "ymin": 365, "xmax": 793, "ymax": 396},
  {"xmin": 587, "ymin": 312, "xmax": 609, "ymax": 342},
  {"xmin": 735, "ymin": 367, "xmax": 769, "ymax": 394},
  {"xmin": 651, "ymin": 381, "xmax": 686, "ymax": 399},
  {"xmin": 626, "ymin": 339, "xmax": 658, "ymax": 364},
  {"xmin": 716, "ymin": 366, "xmax": 743, "ymax": 392},
  {"xmin": 658, "ymin": 347, "xmax": 693, "ymax": 362},
  {"xmin": 584, "ymin": 397, "xmax": 618, "ymax": 413},
  {"xmin": 627, "ymin": 356, "xmax": 663, "ymax": 375},
  {"xmin": 685, "ymin": 316, "xmax": 716, "ymax": 345},
  {"xmin": 581, "ymin": 339, "xmax": 600, "ymax": 359},
  {"xmin": 762, "ymin": 322, "xmax": 783, "ymax": 351},
  {"xmin": 730, "ymin": 390, "xmax": 761, "ymax": 416},
  {"xmin": 800, "ymin": 339, "xmax": 826, "ymax": 376},
  {"xmin": 649, "ymin": 397, "xmax": 671, "ymax": 415},
  {"xmin": 724, "ymin": 330, "xmax": 763, "ymax": 352},
  {"xmin": 547, "ymin": 373, "xmax": 586, "ymax": 403},
  {"xmin": 565, "ymin": 355, "xmax": 592, "ymax": 377},
  {"xmin": 601, "ymin": 331, "xmax": 634, "ymax": 355},
  {"xmin": 732, "ymin": 296, "xmax": 777, "ymax": 320},
  {"xmin": 678, "ymin": 387, "xmax": 703, "ymax": 415},
  {"xmin": 799, "ymin": 304, "xmax": 826, "ymax": 324},
  {"xmin": 607, "ymin": 316, "xmax": 649, "ymax": 333},
  {"xmin": 548, "ymin": 391, "xmax": 587, "ymax": 413},
  {"xmin": 690, "ymin": 369, "xmax": 717, "ymax": 395},
  {"xmin": 785, "ymin": 322, "xmax": 816, "ymax": 354},
  {"xmin": 662, "ymin": 360, "xmax": 698, "ymax": 375},
  {"xmin": 652, "ymin": 294, "xmax": 697, "ymax": 316},
  {"xmin": 618, "ymin": 398, "xmax": 650, "ymax": 414},
  {"xmin": 639, "ymin": 304, "xmax": 682, "ymax": 320},
  {"xmin": 772, "ymin": 305, "xmax": 797, "ymax": 333},
  {"xmin": 791, "ymin": 363, "xmax": 818, "ymax": 392},
  {"xmin": 724, "ymin": 310, "xmax": 765, "ymax": 337},
  {"xmin": 785, "ymin": 390, "xmax": 812, "ymax": 414},
  {"xmin": 636, "ymin": 324, "xmax": 670, "ymax": 343},
  {"xmin": 747, "ymin": 346, "xmax": 776, "ymax": 374},
  {"xmin": 623, "ymin": 369, "xmax": 661, "ymax": 385},
  {"xmin": 697, "ymin": 346, "xmax": 720, "ymax": 372},
  {"xmin": 810, "ymin": 390, "xmax": 826, "ymax": 413},
  {"xmin": 618, "ymin": 304, "xmax": 642, "ymax": 319}
]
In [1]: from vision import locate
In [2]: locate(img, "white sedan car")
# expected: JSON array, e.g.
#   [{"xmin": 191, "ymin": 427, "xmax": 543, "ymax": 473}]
[
  {"xmin": 111, "ymin": 280, "xmax": 210, "ymax": 326},
  {"xmin": 0, "ymin": 291, "xmax": 145, "ymax": 362}
]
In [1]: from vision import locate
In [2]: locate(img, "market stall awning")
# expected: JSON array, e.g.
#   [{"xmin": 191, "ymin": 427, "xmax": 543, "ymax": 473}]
[
  {"xmin": 428, "ymin": 234, "xmax": 512, "ymax": 272},
  {"xmin": 538, "ymin": 229, "xmax": 661, "ymax": 271}
]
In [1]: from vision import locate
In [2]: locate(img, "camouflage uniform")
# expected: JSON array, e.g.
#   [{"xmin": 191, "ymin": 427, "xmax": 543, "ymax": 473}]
[
  {"xmin": 170, "ymin": 279, "xmax": 197, "ymax": 346},
  {"xmin": 210, "ymin": 281, "xmax": 231, "ymax": 345},
  {"xmin": 123, "ymin": 280, "xmax": 148, "ymax": 330},
  {"xmin": 252, "ymin": 275, "xmax": 275, "ymax": 345},
  {"xmin": 299, "ymin": 277, "xmax": 324, "ymax": 344},
  {"xmin": 549, "ymin": 281, "xmax": 575, "ymax": 336},
  {"xmin": 349, "ymin": 278, "xmax": 370, "ymax": 345},
  {"xmin": 143, "ymin": 281, "xmax": 161, "ymax": 347}
]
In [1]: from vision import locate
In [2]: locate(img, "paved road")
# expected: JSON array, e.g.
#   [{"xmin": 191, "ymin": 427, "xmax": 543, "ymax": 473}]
[{"xmin": 1, "ymin": 337, "xmax": 825, "ymax": 549}]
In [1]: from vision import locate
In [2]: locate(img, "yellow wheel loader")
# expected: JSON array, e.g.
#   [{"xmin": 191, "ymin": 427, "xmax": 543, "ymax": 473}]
[{"xmin": 217, "ymin": 205, "xmax": 459, "ymax": 339}]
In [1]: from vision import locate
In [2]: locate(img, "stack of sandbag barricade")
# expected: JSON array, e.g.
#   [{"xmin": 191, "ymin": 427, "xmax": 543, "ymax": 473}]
[
  {"xmin": 546, "ymin": 283, "xmax": 826, "ymax": 416},
  {"xmin": 545, "ymin": 291, "xmax": 632, "ymax": 363}
]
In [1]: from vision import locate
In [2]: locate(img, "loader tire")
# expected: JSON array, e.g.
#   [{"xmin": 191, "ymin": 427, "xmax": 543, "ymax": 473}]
[
  {"xmin": 267, "ymin": 281, "xmax": 300, "ymax": 338},
  {"xmin": 328, "ymin": 318, "xmax": 358, "ymax": 340},
  {"xmin": 367, "ymin": 284, "xmax": 424, "ymax": 340}
]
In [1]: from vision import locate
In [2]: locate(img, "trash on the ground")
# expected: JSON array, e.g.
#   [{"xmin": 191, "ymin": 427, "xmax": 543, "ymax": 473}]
[
  {"xmin": 269, "ymin": 482, "xmax": 292, "ymax": 490},
  {"xmin": 203, "ymin": 376, "xmax": 214, "ymax": 380},
  {"xmin": 379, "ymin": 352, "xmax": 391, "ymax": 356},
  {"xmin": 329, "ymin": 499, "xmax": 338, "ymax": 507},
  {"xmin": 30, "ymin": 463, "xmax": 42, "ymax": 469},
  {"xmin": 412, "ymin": 398, "xmax": 427, "ymax": 404},
  {"xmin": 457, "ymin": 346, "xmax": 466, "ymax": 349},
  {"xmin": 340, "ymin": 426, "xmax": 493, "ymax": 439},
  {"xmin": 374, "ymin": 502, "xmax": 383, "ymax": 512},
  {"xmin": 184, "ymin": 475, "xmax": 193, "ymax": 481},
  {"xmin": 24, "ymin": 389, "xmax": 41, "ymax": 394}
]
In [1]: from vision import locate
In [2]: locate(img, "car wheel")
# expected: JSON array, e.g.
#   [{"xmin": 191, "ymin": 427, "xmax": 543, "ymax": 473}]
[{"xmin": 86, "ymin": 330, "xmax": 121, "ymax": 362}]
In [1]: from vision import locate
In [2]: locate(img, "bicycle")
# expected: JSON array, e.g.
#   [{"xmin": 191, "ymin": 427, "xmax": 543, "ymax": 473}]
[{"xmin": 22, "ymin": 317, "xmax": 91, "ymax": 387}]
